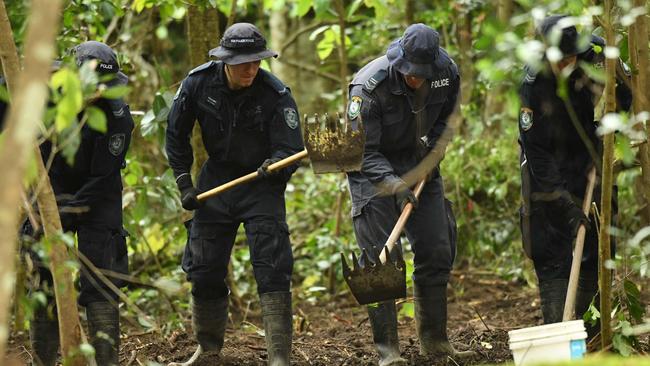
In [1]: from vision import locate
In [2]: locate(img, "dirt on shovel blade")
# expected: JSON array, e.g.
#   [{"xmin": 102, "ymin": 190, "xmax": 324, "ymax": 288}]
[
  {"xmin": 303, "ymin": 114, "xmax": 364, "ymax": 174},
  {"xmin": 342, "ymin": 250, "xmax": 407, "ymax": 305}
]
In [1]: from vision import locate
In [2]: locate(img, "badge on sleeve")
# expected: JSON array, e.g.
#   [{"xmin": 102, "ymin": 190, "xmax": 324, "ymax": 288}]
[
  {"xmin": 519, "ymin": 107, "xmax": 534, "ymax": 131},
  {"xmin": 108, "ymin": 133, "xmax": 126, "ymax": 156},
  {"xmin": 284, "ymin": 108, "xmax": 298, "ymax": 129},
  {"xmin": 348, "ymin": 96, "xmax": 362, "ymax": 120}
]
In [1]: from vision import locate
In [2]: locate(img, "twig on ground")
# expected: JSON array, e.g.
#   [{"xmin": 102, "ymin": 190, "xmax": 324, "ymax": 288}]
[{"xmin": 472, "ymin": 306, "xmax": 491, "ymax": 332}]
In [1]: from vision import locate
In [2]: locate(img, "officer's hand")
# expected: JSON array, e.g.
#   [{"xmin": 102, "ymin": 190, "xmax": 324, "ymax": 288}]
[
  {"xmin": 180, "ymin": 187, "xmax": 203, "ymax": 211},
  {"xmin": 176, "ymin": 174, "xmax": 203, "ymax": 211},
  {"xmin": 257, "ymin": 158, "xmax": 282, "ymax": 179},
  {"xmin": 390, "ymin": 180, "xmax": 418, "ymax": 211},
  {"xmin": 566, "ymin": 203, "xmax": 590, "ymax": 236}
]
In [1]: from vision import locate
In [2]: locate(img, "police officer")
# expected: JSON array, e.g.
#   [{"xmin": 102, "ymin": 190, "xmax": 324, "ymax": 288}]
[
  {"xmin": 166, "ymin": 23, "xmax": 303, "ymax": 365},
  {"xmin": 24, "ymin": 41, "xmax": 133, "ymax": 366},
  {"xmin": 518, "ymin": 15, "xmax": 631, "ymax": 333},
  {"xmin": 346, "ymin": 24, "xmax": 473, "ymax": 365}
]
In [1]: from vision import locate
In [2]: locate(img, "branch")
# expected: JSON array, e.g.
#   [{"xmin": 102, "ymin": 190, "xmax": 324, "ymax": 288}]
[
  {"xmin": 276, "ymin": 58, "xmax": 339, "ymax": 83},
  {"xmin": 279, "ymin": 21, "xmax": 335, "ymax": 54}
]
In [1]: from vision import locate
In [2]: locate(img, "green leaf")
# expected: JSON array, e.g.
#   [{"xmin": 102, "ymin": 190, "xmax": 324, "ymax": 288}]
[
  {"xmin": 364, "ymin": 0, "xmax": 388, "ymax": 19},
  {"xmin": 125, "ymin": 173, "xmax": 138, "ymax": 186},
  {"xmin": 138, "ymin": 315, "xmax": 154, "ymax": 328},
  {"xmin": 140, "ymin": 110, "xmax": 157, "ymax": 137},
  {"xmin": 295, "ymin": 0, "xmax": 312, "ymax": 17},
  {"xmin": 156, "ymin": 25, "xmax": 168, "ymax": 39},
  {"xmin": 101, "ymin": 85, "xmax": 130, "ymax": 99},
  {"xmin": 79, "ymin": 343, "xmax": 95, "ymax": 357},
  {"xmin": 85, "ymin": 106, "xmax": 107, "ymax": 133},
  {"xmin": 400, "ymin": 302, "xmax": 414, "ymax": 318},
  {"xmin": 612, "ymin": 333, "xmax": 633, "ymax": 356},
  {"xmin": 347, "ymin": 0, "xmax": 364, "ymax": 18},
  {"xmin": 51, "ymin": 68, "xmax": 83, "ymax": 132},
  {"xmin": 313, "ymin": 0, "xmax": 330, "ymax": 18}
]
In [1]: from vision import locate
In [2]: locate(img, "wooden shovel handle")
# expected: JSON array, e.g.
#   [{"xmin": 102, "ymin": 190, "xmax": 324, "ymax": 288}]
[
  {"xmin": 378, "ymin": 178, "xmax": 427, "ymax": 264},
  {"xmin": 196, "ymin": 150, "xmax": 309, "ymax": 201},
  {"xmin": 563, "ymin": 167, "xmax": 597, "ymax": 322}
]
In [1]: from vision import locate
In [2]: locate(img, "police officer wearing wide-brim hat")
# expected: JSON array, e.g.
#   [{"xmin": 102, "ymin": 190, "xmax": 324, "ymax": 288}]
[
  {"xmin": 346, "ymin": 23, "xmax": 474, "ymax": 365},
  {"xmin": 23, "ymin": 40, "xmax": 133, "ymax": 366},
  {"xmin": 165, "ymin": 22, "xmax": 303, "ymax": 366},
  {"xmin": 518, "ymin": 15, "xmax": 632, "ymax": 335}
]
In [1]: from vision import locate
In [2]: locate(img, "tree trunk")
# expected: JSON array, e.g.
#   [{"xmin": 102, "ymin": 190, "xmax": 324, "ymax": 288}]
[
  {"xmin": 270, "ymin": 8, "xmax": 290, "ymax": 82},
  {"xmin": 186, "ymin": 4, "xmax": 220, "ymax": 178},
  {"xmin": 629, "ymin": 1, "xmax": 650, "ymax": 226},
  {"xmin": 599, "ymin": 0, "xmax": 616, "ymax": 350},
  {"xmin": 404, "ymin": 0, "xmax": 414, "ymax": 25},
  {"xmin": 483, "ymin": 0, "xmax": 513, "ymax": 130},
  {"xmin": 453, "ymin": 5, "xmax": 473, "ymax": 131},
  {"xmin": 334, "ymin": 0, "xmax": 349, "ymax": 109},
  {"xmin": 0, "ymin": 1, "xmax": 85, "ymax": 364}
]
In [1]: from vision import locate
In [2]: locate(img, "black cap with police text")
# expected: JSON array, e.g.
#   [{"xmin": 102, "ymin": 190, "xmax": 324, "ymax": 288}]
[
  {"xmin": 74, "ymin": 41, "xmax": 128, "ymax": 86},
  {"xmin": 209, "ymin": 23, "xmax": 278, "ymax": 65},
  {"xmin": 386, "ymin": 23, "xmax": 451, "ymax": 79},
  {"xmin": 537, "ymin": 15, "xmax": 589, "ymax": 57}
]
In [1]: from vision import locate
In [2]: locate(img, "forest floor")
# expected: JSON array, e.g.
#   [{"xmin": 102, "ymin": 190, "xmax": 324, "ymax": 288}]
[{"xmin": 6, "ymin": 270, "xmax": 650, "ymax": 365}]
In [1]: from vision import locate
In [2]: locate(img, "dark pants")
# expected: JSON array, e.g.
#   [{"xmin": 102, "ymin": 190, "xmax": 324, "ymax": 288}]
[
  {"xmin": 523, "ymin": 186, "xmax": 616, "ymax": 282},
  {"xmin": 21, "ymin": 221, "xmax": 129, "ymax": 306},
  {"xmin": 351, "ymin": 175, "xmax": 456, "ymax": 287},
  {"xmin": 182, "ymin": 171, "xmax": 293, "ymax": 300}
]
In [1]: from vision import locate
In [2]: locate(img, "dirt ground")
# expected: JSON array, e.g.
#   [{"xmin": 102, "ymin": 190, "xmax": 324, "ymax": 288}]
[{"xmin": 6, "ymin": 271, "xmax": 649, "ymax": 365}]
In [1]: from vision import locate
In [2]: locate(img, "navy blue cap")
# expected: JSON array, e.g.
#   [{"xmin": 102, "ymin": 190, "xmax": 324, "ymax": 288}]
[
  {"xmin": 74, "ymin": 41, "xmax": 128, "ymax": 86},
  {"xmin": 386, "ymin": 23, "xmax": 450, "ymax": 79},
  {"xmin": 537, "ymin": 15, "xmax": 589, "ymax": 57},
  {"xmin": 209, "ymin": 23, "xmax": 278, "ymax": 65}
]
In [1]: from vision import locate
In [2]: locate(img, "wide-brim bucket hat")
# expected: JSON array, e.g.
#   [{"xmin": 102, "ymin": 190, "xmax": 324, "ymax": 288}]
[
  {"xmin": 386, "ymin": 23, "xmax": 450, "ymax": 79},
  {"xmin": 209, "ymin": 23, "xmax": 278, "ymax": 65}
]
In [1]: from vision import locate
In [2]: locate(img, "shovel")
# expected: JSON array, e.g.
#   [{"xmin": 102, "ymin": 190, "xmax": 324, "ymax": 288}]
[
  {"xmin": 563, "ymin": 167, "xmax": 597, "ymax": 321},
  {"xmin": 196, "ymin": 113, "xmax": 364, "ymax": 201},
  {"xmin": 341, "ymin": 178, "xmax": 427, "ymax": 305}
]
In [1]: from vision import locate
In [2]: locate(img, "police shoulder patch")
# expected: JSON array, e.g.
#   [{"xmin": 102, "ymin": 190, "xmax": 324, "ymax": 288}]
[
  {"xmin": 519, "ymin": 107, "xmax": 534, "ymax": 131},
  {"xmin": 348, "ymin": 96, "xmax": 362, "ymax": 120},
  {"xmin": 108, "ymin": 133, "xmax": 126, "ymax": 156},
  {"xmin": 283, "ymin": 107, "xmax": 298, "ymax": 129}
]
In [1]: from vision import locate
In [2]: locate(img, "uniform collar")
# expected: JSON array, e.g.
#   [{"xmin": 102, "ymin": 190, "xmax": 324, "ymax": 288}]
[{"xmin": 387, "ymin": 65, "xmax": 417, "ymax": 96}]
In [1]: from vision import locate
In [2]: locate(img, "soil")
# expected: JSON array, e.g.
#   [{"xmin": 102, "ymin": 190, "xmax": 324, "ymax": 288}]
[{"xmin": 6, "ymin": 271, "xmax": 649, "ymax": 365}]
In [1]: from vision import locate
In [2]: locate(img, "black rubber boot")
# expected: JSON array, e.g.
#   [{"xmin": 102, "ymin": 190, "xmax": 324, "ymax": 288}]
[
  {"xmin": 30, "ymin": 304, "xmax": 59, "ymax": 366},
  {"xmin": 192, "ymin": 295, "xmax": 229, "ymax": 353},
  {"xmin": 538, "ymin": 278, "xmax": 568, "ymax": 324},
  {"xmin": 414, "ymin": 284, "xmax": 475, "ymax": 359},
  {"xmin": 575, "ymin": 276, "xmax": 599, "ymax": 342},
  {"xmin": 260, "ymin": 292, "xmax": 292, "ymax": 366},
  {"xmin": 367, "ymin": 301, "xmax": 407, "ymax": 366},
  {"xmin": 86, "ymin": 301, "xmax": 120, "ymax": 366}
]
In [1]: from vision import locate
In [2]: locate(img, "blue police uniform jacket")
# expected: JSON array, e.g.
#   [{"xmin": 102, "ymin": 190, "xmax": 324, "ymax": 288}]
[
  {"xmin": 43, "ymin": 98, "xmax": 133, "ymax": 229},
  {"xmin": 346, "ymin": 51, "xmax": 460, "ymax": 216},
  {"xmin": 518, "ymin": 35, "xmax": 632, "ymax": 205},
  {"xmin": 1, "ymin": 76, "xmax": 132, "ymax": 228},
  {"xmin": 166, "ymin": 61, "xmax": 303, "ymax": 191}
]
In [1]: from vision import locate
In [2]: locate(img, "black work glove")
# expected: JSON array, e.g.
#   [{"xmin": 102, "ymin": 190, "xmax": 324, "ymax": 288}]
[
  {"xmin": 257, "ymin": 157, "xmax": 282, "ymax": 179},
  {"xmin": 554, "ymin": 196, "xmax": 590, "ymax": 236},
  {"xmin": 176, "ymin": 174, "xmax": 203, "ymax": 211},
  {"xmin": 387, "ymin": 178, "xmax": 418, "ymax": 211}
]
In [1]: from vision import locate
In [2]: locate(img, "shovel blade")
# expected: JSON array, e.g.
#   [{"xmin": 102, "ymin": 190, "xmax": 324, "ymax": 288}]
[
  {"xmin": 303, "ymin": 113, "xmax": 364, "ymax": 173},
  {"xmin": 341, "ymin": 248, "xmax": 407, "ymax": 305}
]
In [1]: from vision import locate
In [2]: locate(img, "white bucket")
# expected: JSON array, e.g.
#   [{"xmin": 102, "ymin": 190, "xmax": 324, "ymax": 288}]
[{"xmin": 508, "ymin": 320, "xmax": 587, "ymax": 366}]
